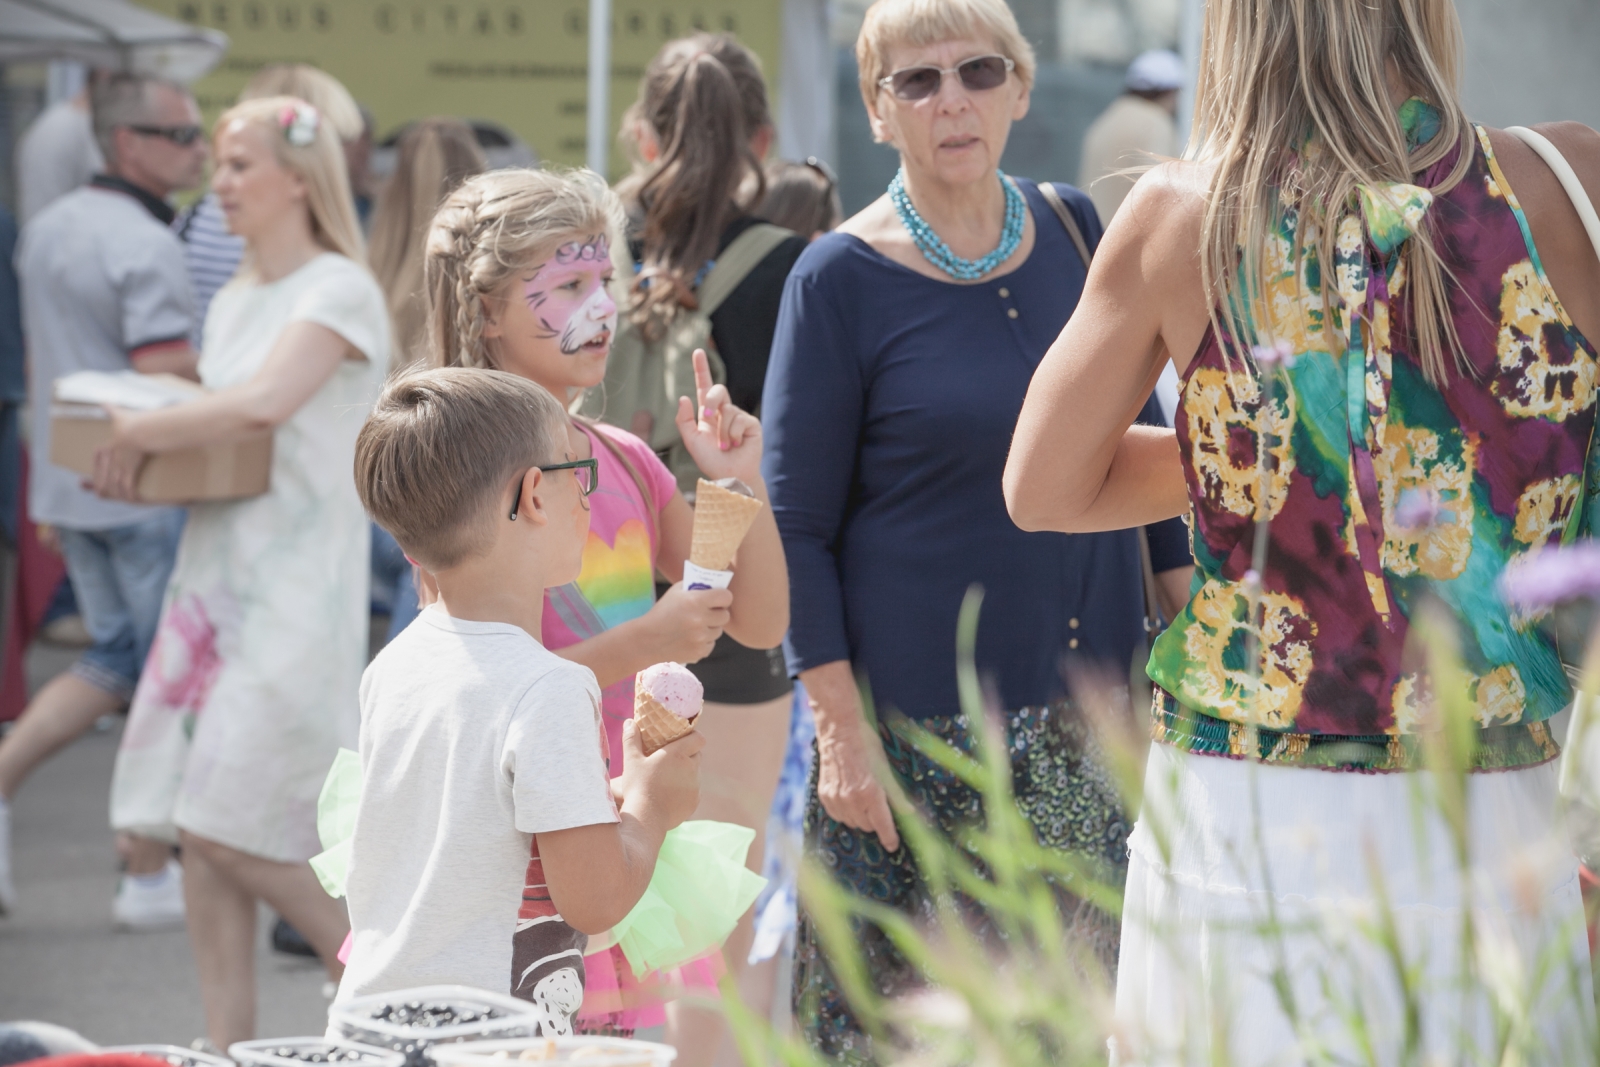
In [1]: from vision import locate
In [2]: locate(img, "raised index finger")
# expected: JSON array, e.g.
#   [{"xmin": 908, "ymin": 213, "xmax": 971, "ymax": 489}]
[{"xmin": 692, "ymin": 348, "xmax": 713, "ymax": 416}]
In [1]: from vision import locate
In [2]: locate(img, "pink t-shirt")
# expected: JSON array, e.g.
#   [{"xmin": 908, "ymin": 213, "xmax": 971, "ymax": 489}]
[{"xmin": 542, "ymin": 422, "xmax": 678, "ymax": 775}]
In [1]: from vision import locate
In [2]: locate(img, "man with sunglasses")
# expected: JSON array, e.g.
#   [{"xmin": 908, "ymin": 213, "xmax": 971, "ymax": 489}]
[{"xmin": 2, "ymin": 73, "xmax": 206, "ymax": 929}]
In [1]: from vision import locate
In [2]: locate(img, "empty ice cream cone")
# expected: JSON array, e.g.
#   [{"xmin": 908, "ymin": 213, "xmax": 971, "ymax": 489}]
[{"xmin": 690, "ymin": 479, "xmax": 764, "ymax": 571}]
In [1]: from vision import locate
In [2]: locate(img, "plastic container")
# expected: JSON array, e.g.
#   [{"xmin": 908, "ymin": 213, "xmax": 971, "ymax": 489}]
[
  {"xmin": 431, "ymin": 1037, "xmax": 676, "ymax": 1067},
  {"xmin": 328, "ymin": 986, "xmax": 542, "ymax": 1067},
  {"xmin": 228, "ymin": 1038, "xmax": 406, "ymax": 1067},
  {"xmin": 105, "ymin": 1046, "xmax": 236, "ymax": 1067}
]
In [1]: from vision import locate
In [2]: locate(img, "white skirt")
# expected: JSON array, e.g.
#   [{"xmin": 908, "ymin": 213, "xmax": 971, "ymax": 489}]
[{"xmin": 1112, "ymin": 743, "xmax": 1595, "ymax": 1066}]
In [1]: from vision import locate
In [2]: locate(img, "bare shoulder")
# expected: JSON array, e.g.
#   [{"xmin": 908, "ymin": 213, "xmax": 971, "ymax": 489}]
[
  {"xmin": 1109, "ymin": 160, "xmax": 1209, "ymax": 254},
  {"xmin": 1097, "ymin": 160, "xmax": 1211, "ymax": 278},
  {"xmin": 1485, "ymin": 123, "xmax": 1600, "ymax": 203},
  {"xmin": 1483, "ymin": 123, "xmax": 1600, "ymax": 346}
]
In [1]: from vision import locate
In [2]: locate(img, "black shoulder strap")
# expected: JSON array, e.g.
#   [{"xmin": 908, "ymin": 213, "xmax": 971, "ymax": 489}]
[
  {"xmin": 1038, "ymin": 183, "xmax": 1093, "ymax": 270},
  {"xmin": 1039, "ymin": 181, "xmax": 1166, "ymax": 628}
]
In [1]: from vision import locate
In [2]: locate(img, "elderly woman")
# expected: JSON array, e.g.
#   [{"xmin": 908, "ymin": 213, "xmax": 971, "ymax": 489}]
[{"xmin": 760, "ymin": 0, "xmax": 1191, "ymax": 1057}]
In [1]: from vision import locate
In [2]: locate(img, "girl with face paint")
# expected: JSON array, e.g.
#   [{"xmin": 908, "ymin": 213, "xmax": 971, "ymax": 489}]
[{"xmin": 423, "ymin": 168, "xmax": 791, "ymax": 1038}]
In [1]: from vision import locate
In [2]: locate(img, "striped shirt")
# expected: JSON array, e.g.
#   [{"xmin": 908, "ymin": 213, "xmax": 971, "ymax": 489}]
[{"xmin": 173, "ymin": 193, "xmax": 244, "ymax": 348}]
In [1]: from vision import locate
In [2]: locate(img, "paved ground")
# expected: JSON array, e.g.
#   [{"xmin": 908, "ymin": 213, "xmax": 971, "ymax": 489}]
[{"xmin": 0, "ymin": 641, "xmax": 329, "ymax": 1045}]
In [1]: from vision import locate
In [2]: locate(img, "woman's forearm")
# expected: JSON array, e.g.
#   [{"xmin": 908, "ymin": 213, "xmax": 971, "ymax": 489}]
[
  {"xmin": 554, "ymin": 620, "xmax": 659, "ymax": 690},
  {"xmin": 118, "ymin": 386, "xmax": 280, "ymax": 453},
  {"xmin": 799, "ymin": 660, "xmax": 865, "ymax": 739},
  {"xmin": 117, "ymin": 320, "xmax": 351, "ymax": 454},
  {"xmin": 724, "ymin": 478, "xmax": 789, "ymax": 650},
  {"xmin": 1011, "ymin": 425, "xmax": 1187, "ymax": 533}
]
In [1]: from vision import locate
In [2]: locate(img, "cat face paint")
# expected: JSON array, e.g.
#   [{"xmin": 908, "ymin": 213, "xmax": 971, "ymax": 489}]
[{"xmin": 521, "ymin": 234, "xmax": 618, "ymax": 356}]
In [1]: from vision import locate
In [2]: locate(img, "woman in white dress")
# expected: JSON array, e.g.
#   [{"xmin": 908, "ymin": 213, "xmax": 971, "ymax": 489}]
[{"xmin": 94, "ymin": 96, "xmax": 390, "ymax": 1049}]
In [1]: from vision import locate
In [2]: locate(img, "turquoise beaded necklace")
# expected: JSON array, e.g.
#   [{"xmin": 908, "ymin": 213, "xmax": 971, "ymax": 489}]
[{"xmin": 888, "ymin": 167, "xmax": 1025, "ymax": 281}]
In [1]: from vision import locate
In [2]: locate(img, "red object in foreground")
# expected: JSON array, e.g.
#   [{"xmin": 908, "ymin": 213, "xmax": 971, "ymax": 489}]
[
  {"xmin": 1580, "ymin": 864, "xmax": 1599, "ymax": 953},
  {"xmin": 1, "ymin": 447, "xmax": 67, "ymax": 722}
]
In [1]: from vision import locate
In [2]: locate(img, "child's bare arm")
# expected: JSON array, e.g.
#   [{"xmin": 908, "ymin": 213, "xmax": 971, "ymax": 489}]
[{"xmin": 538, "ymin": 720, "xmax": 703, "ymax": 934}]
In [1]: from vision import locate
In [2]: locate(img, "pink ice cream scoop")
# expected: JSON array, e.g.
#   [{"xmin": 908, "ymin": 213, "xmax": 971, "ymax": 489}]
[{"xmin": 637, "ymin": 661, "xmax": 703, "ymax": 720}]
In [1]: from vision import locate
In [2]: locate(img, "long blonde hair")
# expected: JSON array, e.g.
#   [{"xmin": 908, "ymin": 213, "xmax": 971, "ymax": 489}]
[
  {"xmin": 424, "ymin": 168, "xmax": 626, "ymax": 372},
  {"xmin": 215, "ymin": 96, "xmax": 367, "ymax": 277},
  {"xmin": 1193, "ymin": 0, "xmax": 1474, "ymax": 383},
  {"xmin": 369, "ymin": 119, "xmax": 486, "ymax": 374}
]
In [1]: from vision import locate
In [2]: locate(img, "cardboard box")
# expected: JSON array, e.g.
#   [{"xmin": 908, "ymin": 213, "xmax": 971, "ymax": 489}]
[{"xmin": 50, "ymin": 374, "xmax": 272, "ymax": 503}]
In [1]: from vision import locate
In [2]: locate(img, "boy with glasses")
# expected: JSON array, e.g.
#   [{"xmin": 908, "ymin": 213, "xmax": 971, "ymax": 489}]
[{"xmin": 337, "ymin": 368, "xmax": 700, "ymax": 1034}]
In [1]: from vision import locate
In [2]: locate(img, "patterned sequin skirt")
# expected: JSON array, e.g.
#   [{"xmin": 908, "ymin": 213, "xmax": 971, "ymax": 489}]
[{"xmin": 793, "ymin": 702, "xmax": 1132, "ymax": 1063}]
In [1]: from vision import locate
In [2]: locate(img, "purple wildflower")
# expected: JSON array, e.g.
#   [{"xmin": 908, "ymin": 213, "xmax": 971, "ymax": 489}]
[
  {"xmin": 1498, "ymin": 543, "xmax": 1600, "ymax": 616},
  {"xmin": 1394, "ymin": 488, "xmax": 1441, "ymax": 531},
  {"xmin": 1252, "ymin": 339, "xmax": 1297, "ymax": 370}
]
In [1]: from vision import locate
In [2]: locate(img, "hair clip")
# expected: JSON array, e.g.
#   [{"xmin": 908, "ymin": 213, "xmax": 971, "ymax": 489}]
[{"xmin": 279, "ymin": 102, "xmax": 320, "ymax": 148}]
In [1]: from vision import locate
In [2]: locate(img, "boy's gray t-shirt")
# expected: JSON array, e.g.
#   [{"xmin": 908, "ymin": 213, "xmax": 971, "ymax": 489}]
[
  {"xmin": 17, "ymin": 183, "xmax": 192, "ymax": 530},
  {"xmin": 336, "ymin": 609, "xmax": 618, "ymax": 1033}
]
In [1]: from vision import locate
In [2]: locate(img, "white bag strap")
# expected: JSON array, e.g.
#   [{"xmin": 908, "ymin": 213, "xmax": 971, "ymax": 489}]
[{"xmin": 1507, "ymin": 126, "xmax": 1600, "ymax": 264}]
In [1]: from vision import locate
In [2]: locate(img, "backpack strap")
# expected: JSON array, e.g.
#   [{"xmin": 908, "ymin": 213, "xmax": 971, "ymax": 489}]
[{"xmin": 695, "ymin": 223, "xmax": 795, "ymax": 317}]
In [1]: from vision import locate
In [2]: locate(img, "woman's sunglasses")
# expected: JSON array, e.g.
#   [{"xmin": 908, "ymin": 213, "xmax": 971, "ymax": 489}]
[{"xmin": 878, "ymin": 54, "xmax": 1015, "ymax": 102}]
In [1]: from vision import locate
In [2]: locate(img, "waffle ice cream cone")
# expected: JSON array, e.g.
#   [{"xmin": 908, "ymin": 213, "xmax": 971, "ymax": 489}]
[
  {"xmin": 690, "ymin": 479, "xmax": 764, "ymax": 571},
  {"xmin": 635, "ymin": 662, "xmax": 703, "ymax": 755},
  {"xmin": 635, "ymin": 691, "xmax": 697, "ymax": 755}
]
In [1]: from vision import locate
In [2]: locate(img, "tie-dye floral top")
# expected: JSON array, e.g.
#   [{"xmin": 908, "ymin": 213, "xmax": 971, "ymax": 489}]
[{"xmin": 1149, "ymin": 103, "xmax": 1597, "ymax": 770}]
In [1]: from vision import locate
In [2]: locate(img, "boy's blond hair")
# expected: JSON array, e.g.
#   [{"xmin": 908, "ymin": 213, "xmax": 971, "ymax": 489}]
[
  {"xmin": 424, "ymin": 168, "xmax": 627, "ymax": 372},
  {"xmin": 355, "ymin": 368, "xmax": 568, "ymax": 569}
]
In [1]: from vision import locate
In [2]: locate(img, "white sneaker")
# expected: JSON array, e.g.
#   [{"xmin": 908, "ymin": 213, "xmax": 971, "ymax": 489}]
[
  {"xmin": 113, "ymin": 858, "xmax": 186, "ymax": 930},
  {"xmin": 0, "ymin": 796, "xmax": 16, "ymax": 916}
]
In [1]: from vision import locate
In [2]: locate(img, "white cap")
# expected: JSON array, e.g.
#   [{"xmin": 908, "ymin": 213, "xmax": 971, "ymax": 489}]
[{"xmin": 1125, "ymin": 49, "xmax": 1184, "ymax": 93}]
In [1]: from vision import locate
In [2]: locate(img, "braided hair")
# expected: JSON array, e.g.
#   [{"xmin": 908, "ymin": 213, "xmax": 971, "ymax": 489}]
[{"xmin": 424, "ymin": 168, "xmax": 626, "ymax": 372}]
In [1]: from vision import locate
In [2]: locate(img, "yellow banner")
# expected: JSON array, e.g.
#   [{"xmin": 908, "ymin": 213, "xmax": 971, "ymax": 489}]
[{"xmin": 137, "ymin": 0, "xmax": 781, "ymax": 179}]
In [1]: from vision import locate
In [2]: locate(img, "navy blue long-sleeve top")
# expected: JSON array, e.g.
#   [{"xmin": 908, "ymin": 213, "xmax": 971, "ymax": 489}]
[{"xmin": 760, "ymin": 179, "xmax": 1190, "ymax": 721}]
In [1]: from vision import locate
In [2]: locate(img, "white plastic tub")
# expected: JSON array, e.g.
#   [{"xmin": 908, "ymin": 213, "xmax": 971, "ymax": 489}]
[
  {"xmin": 228, "ymin": 1038, "xmax": 406, "ymax": 1067},
  {"xmin": 328, "ymin": 986, "xmax": 543, "ymax": 1067},
  {"xmin": 105, "ymin": 1046, "xmax": 235, "ymax": 1067},
  {"xmin": 431, "ymin": 1037, "xmax": 677, "ymax": 1067}
]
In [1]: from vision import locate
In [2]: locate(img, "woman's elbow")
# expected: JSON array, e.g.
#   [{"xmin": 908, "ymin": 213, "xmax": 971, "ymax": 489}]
[
  {"xmin": 1003, "ymin": 467, "xmax": 1050, "ymax": 532},
  {"xmin": 730, "ymin": 604, "xmax": 789, "ymax": 652}
]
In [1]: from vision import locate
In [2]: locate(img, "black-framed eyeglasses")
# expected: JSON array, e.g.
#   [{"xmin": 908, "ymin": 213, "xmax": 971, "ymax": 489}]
[
  {"xmin": 804, "ymin": 155, "xmax": 837, "ymax": 192},
  {"xmin": 126, "ymin": 124, "xmax": 205, "ymax": 146},
  {"xmin": 509, "ymin": 459, "xmax": 600, "ymax": 520},
  {"xmin": 878, "ymin": 54, "xmax": 1015, "ymax": 101}
]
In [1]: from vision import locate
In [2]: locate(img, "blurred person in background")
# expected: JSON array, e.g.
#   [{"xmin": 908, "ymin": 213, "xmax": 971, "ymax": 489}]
[
  {"xmin": 757, "ymin": 157, "xmax": 843, "ymax": 239},
  {"xmin": 14, "ymin": 75, "xmax": 104, "ymax": 224},
  {"xmin": 170, "ymin": 60, "xmax": 372, "ymax": 962},
  {"xmin": 95, "ymin": 96, "xmax": 389, "ymax": 1049},
  {"xmin": 370, "ymin": 119, "xmax": 486, "ymax": 375},
  {"xmin": 175, "ymin": 64, "xmax": 368, "ymax": 339},
  {"xmin": 1008, "ymin": 0, "xmax": 1600, "ymax": 1059},
  {"xmin": 760, "ymin": 0, "xmax": 1191, "ymax": 1057},
  {"xmin": 594, "ymin": 33, "xmax": 807, "ymax": 1065},
  {"xmin": 1077, "ymin": 48, "xmax": 1182, "ymax": 226},
  {"xmin": 1, "ymin": 73, "xmax": 206, "ymax": 927},
  {"xmin": 366, "ymin": 117, "xmax": 486, "ymax": 643}
]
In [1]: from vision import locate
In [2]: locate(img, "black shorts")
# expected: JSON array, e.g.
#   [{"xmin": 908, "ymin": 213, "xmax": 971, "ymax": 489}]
[{"xmin": 688, "ymin": 632, "xmax": 793, "ymax": 705}]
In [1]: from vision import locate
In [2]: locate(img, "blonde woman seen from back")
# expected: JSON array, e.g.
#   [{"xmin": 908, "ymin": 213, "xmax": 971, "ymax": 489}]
[
  {"xmin": 1006, "ymin": 0, "xmax": 1600, "ymax": 1061},
  {"xmin": 94, "ymin": 96, "xmax": 391, "ymax": 1050}
]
